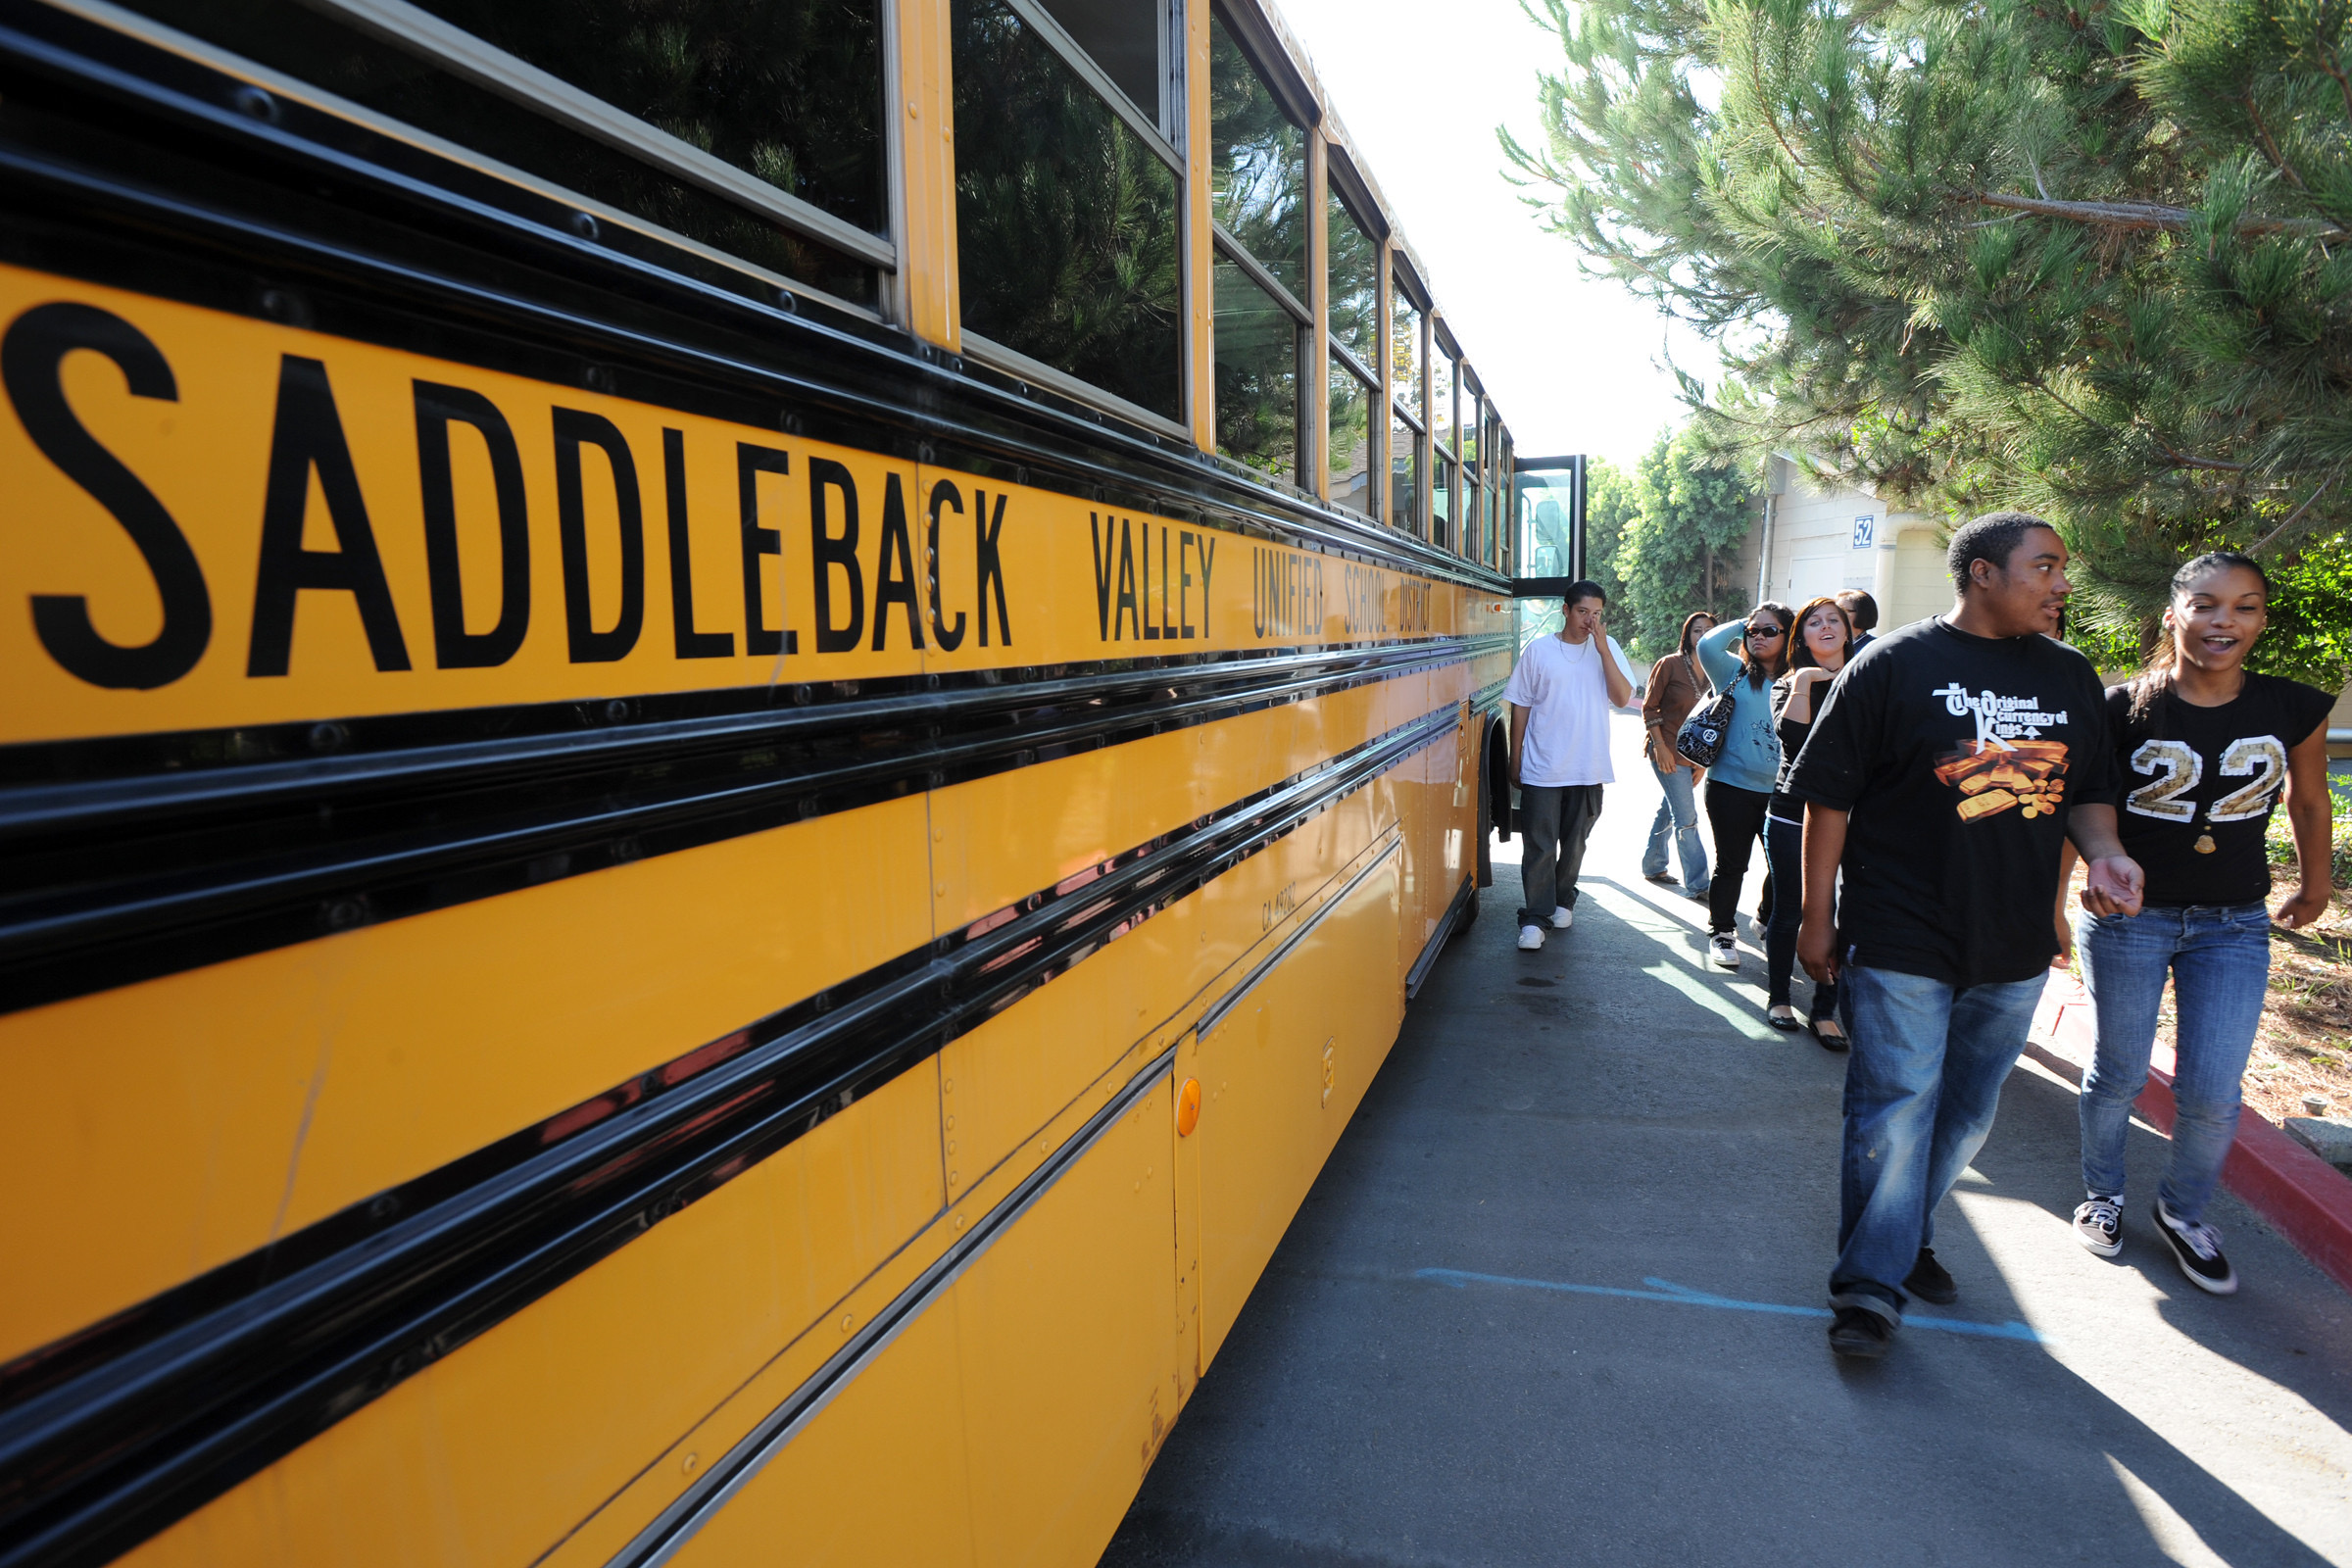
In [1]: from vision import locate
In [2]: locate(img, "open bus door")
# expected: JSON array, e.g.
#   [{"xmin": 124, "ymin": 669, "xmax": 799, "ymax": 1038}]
[{"xmin": 1489, "ymin": 455, "xmax": 1591, "ymax": 840}]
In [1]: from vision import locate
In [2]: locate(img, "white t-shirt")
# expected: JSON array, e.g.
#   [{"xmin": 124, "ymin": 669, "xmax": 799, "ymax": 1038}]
[{"xmin": 1504, "ymin": 631, "xmax": 1626, "ymax": 786}]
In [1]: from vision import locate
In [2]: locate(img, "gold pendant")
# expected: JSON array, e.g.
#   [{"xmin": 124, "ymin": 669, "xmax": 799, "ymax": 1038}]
[{"xmin": 2193, "ymin": 832, "xmax": 2217, "ymax": 855}]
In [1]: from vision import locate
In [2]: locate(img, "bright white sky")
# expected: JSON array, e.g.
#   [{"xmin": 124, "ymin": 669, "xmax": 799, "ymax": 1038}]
[{"xmin": 1271, "ymin": 0, "xmax": 1712, "ymax": 468}]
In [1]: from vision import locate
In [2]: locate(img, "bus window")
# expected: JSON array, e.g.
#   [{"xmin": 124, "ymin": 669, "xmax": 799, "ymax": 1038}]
[
  {"xmin": 1326, "ymin": 185, "xmax": 1378, "ymax": 371},
  {"xmin": 955, "ymin": 0, "xmax": 1184, "ymax": 425},
  {"xmin": 1035, "ymin": 0, "xmax": 1165, "ymax": 125},
  {"xmin": 1207, "ymin": 14, "xmax": 1306, "ymax": 303},
  {"xmin": 1389, "ymin": 407, "xmax": 1423, "ymax": 536},
  {"xmin": 1432, "ymin": 452, "xmax": 1455, "ymax": 550},
  {"xmin": 1214, "ymin": 251, "xmax": 1306, "ymax": 487},
  {"xmin": 1329, "ymin": 353, "xmax": 1377, "ymax": 518},
  {"xmin": 1390, "ymin": 270, "xmax": 1425, "ymax": 534},
  {"xmin": 116, "ymin": 0, "xmax": 889, "ymax": 306}
]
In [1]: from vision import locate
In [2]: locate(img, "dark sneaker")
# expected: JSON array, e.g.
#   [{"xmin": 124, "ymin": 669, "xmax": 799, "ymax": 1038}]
[
  {"xmin": 1903, "ymin": 1247, "xmax": 1957, "ymax": 1305},
  {"xmin": 1828, "ymin": 1306, "xmax": 1894, "ymax": 1358},
  {"xmin": 2154, "ymin": 1198, "xmax": 2239, "ymax": 1295},
  {"xmin": 2073, "ymin": 1195, "xmax": 2123, "ymax": 1257}
]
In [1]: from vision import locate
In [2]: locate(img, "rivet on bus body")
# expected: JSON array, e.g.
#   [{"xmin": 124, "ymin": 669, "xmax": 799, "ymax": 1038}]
[
  {"xmin": 935, "ymin": 882, "xmax": 947, "ymax": 897},
  {"xmin": 570, "ymin": 212, "xmax": 601, "ymax": 241},
  {"xmin": 1176, "ymin": 1079, "xmax": 1201, "ymax": 1136},
  {"xmin": 946, "ymin": 1141, "xmax": 956, "ymax": 1154},
  {"xmin": 231, "ymin": 84, "xmax": 277, "ymax": 122},
  {"xmin": 840, "ymin": 1313, "xmax": 855, "ymax": 1332},
  {"xmin": 955, "ymin": 1212, "xmax": 967, "ymax": 1230},
  {"xmin": 681, "ymin": 1453, "xmax": 699, "ymax": 1474}
]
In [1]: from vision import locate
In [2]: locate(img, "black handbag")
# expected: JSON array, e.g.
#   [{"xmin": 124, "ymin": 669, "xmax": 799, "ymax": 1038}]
[{"xmin": 1675, "ymin": 681, "xmax": 1738, "ymax": 769}]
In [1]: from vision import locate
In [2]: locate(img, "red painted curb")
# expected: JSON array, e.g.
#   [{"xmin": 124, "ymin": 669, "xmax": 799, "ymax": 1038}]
[{"xmin": 2029, "ymin": 971, "xmax": 2352, "ymax": 1297}]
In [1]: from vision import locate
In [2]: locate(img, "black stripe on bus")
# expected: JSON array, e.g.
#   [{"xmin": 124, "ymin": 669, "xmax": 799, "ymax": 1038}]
[
  {"xmin": 0, "ymin": 692, "xmax": 1493, "ymax": 1568},
  {"xmin": 0, "ymin": 10, "xmax": 1502, "ymax": 595},
  {"xmin": 0, "ymin": 636, "xmax": 1513, "ymax": 1015}
]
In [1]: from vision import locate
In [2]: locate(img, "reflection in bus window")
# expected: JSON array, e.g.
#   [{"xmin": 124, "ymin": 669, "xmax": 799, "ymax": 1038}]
[
  {"xmin": 1214, "ymin": 258, "xmax": 1302, "ymax": 485},
  {"xmin": 120, "ymin": 0, "xmax": 886, "ymax": 304},
  {"xmin": 408, "ymin": 0, "xmax": 889, "ymax": 232},
  {"xmin": 1329, "ymin": 358, "xmax": 1376, "ymax": 517},
  {"xmin": 1326, "ymin": 188, "xmax": 1378, "ymax": 367},
  {"xmin": 1207, "ymin": 16, "xmax": 1306, "ymax": 303},
  {"xmin": 1391, "ymin": 283, "xmax": 1422, "ymax": 420},
  {"xmin": 955, "ymin": 0, "xmax": 1183, "ymax": 421},
  {"xmin": 1432, "ymin": 453, "xmax": 1454, "ymax": 551},
  {"xmin": 1431, "ymin": 350, "xmax": 1455, "ymax": 457},
  {"xmin": 1036, "ymin": 0, "xmax": 1164, "ymax": 122},
  {"xmin": 1390, "ymin": 409, "xmax": 1422, "ymax": 535}
]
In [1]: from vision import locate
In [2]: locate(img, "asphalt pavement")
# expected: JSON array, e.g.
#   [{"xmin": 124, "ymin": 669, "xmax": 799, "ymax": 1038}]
[{"xmin": 1103, "ymin": 710, "xmax": 2352, "ymax": 1567}]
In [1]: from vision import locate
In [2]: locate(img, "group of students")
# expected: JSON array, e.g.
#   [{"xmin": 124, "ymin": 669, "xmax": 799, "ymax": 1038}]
[
  {"xmin": 1638, "ymin": 590, "xmax": 1881, "ymax": 1046},
  {"xmin": 1501, "ymin": 513, "xmax": 2338, "ymax": 1359}
]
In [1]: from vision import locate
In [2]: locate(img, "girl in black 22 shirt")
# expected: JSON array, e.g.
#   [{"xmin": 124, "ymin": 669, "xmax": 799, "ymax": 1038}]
[{"xmin": 2065, "ymin": 554, "xmax": 2337, "ymax": 1295}]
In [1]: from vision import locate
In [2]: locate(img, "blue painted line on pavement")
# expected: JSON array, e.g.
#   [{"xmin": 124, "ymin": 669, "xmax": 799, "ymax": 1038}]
[{"xmin": 1415, "ymin": 1267, "xmax": 2042, "ymax": 1343}]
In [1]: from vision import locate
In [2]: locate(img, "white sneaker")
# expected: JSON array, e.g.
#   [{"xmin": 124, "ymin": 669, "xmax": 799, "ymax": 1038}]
[
  {"xmin": 1550, "ymin": 906, "xmax": 1573, "ymax": 929},
  {"xmin": 1518, "ymin": 924, "xmax": 1545, "ymax": 951},
  {"xmin": 2073, "ymin": 1195, "xmax": 2123, "ymax": 1257},
  {"xmin": 1709, "ymin": 933, "xmax": 1739, "ymax": 970}
]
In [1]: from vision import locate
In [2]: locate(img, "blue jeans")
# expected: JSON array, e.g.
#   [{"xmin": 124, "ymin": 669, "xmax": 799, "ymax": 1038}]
[
  {"xmin": 2078, "ymin": 903, "xmax": 2271, "ymax": 1225},
  {"xmin": 1831, "ymin": 964, "xmax": 2047, "ymax": 1322},
  {"xmin": 1763, "ymin": 814, "xmax": 1835, "ymax": 1018},
  {"xmin": 1641, "ymin": 759, "xmax": 1709, "ymax": 895}
]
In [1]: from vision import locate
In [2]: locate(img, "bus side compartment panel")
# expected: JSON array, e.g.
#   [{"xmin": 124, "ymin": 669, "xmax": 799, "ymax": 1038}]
[
  {"xmin": 671, "ymin": 1076, "xmax": 1179, "ymax": 1568},
  {"xmin": 1194, "ymin": 842, "xmax": 1400, "ymax": 1369}
]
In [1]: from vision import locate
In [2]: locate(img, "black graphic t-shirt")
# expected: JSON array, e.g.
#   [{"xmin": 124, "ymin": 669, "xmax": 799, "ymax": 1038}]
[
  {"xmin": 2107, "ymin": 673, "xmax": 2333, "ymax": 907},
  {"xmin": 1788, "ymin": 618, "xmax": 2119, "ymax": 986}
]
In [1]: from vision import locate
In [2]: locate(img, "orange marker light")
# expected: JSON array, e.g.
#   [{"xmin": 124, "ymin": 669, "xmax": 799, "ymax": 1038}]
[{"xmin": 1176, "ymin": 1077, "xmax": 1202, "ymax": 1137}]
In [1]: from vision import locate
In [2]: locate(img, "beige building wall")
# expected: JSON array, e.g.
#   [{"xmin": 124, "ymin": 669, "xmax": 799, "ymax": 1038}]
[{"xmin": 1753, "ymin": 459, "xmax": 1946, "ymax": 631}]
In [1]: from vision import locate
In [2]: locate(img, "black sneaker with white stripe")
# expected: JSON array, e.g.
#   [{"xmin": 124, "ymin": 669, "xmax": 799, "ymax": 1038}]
[{"xmin": 2153, "ymin": 1197, "xmax": 2238, "ymax": 1295}]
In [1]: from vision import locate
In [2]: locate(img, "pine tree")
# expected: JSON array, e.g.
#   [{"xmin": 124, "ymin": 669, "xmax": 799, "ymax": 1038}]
[
  {"xmin": 1508, "ymin": 0, "xmax": 2352, "ymax": 681},
  {"xmin": 1596, "ymin": 426, "xmax": 1755, "ymax": 659}
]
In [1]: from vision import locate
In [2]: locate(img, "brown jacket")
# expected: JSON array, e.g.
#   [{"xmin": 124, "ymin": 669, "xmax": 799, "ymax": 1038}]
[{"xmin": 1642, "ymin": 652, "xmax": 1704, "ymax": 738}]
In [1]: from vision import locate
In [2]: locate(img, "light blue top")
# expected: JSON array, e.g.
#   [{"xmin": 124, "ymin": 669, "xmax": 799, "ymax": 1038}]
[{"xmin": 1693, "ymin": 618, "xmax": 1784, "ymax": 794}]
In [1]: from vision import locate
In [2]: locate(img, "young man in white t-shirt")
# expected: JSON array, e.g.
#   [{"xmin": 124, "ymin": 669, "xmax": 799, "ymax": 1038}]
[{"xmin": 1505, "ymin": 581, "xmax": 1635, "ymax": 950}]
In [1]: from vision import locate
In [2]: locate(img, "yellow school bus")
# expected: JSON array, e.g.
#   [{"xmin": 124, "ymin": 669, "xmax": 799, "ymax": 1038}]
[{"xmin": 0, "ymin": 1, "xmax": 1526, "ymax": 1563}]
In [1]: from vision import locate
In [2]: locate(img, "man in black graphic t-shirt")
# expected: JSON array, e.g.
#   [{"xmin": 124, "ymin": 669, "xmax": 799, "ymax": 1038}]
[{"xmin": 1789, "ymin": 513, "xmax": 2144, "ymax": 1360}]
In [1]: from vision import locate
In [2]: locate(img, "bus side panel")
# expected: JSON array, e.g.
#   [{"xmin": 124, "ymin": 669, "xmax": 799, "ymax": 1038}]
[
  {"xmin": 665, "ymin": 1291, "xmax": 979, "ymax": 1568},
  {"xmin": 938, "ymin": 754, "xmax": 1380, "ymax": 1200},
  {"xmin": 671, "ymin": 1077, "xmax": 1176, "ymax": 1568},
  {"xmin": 1, "ymin": 795, "xmax": 935, "ymax": 1367},
  {"xmin": 957, "ymin": 1077, "xmax": 1180, "ymax": 1568},
  {"xmin": 1194, "ymin": 840, "xmax": 1401, "ymax": 1368},
  {"xmin": 118, "ymin": 1061, "xmax": 946, "ymax": 1568}
]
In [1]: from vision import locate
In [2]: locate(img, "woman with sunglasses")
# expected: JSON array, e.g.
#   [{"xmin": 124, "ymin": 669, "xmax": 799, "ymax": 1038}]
[
  {"xmin": 1694, "ymin": 604, "xmax": 1795, "ymax": 969},
  {"xmin": 1764, "ymin": 597, "xmax": 1856, "ymax": 1044}
]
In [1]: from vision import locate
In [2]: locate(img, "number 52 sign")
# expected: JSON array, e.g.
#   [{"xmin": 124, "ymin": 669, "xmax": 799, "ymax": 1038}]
[{"xmin": 1851, "ymin": 514, "xmax": 1877, "ymax": 550}]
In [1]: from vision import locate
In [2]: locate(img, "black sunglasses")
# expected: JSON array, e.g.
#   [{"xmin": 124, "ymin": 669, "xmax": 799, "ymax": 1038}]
[{"xmin": 1742, "ymin": 623, "xmax": 1785, "ymax": 639}]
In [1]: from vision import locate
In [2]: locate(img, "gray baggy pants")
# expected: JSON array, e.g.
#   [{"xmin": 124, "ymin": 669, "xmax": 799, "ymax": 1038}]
[{"xmin": 1517, "ymin": 783, "xmax": 1605, "ymax": 928}]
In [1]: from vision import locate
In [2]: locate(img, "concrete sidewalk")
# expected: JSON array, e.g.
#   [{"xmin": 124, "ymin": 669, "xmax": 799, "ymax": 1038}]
[{"xmin": 1104, "ymin": 710, "xmax": 2352, "ymax": 1567}]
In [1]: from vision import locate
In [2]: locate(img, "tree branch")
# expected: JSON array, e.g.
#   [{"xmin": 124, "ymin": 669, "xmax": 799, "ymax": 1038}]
[
  {"xmin": 1972, "ymin": 191, "xmax": 2345, "ymax": 239},
  {"xmin": 2246, "ymin": 474, "xmax": 2334, "ymax": 555}
]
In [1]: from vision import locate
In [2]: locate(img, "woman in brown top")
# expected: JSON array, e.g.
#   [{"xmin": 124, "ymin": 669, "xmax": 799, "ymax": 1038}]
[{"xmin": 1640, "ymin": 611, "xmax": 1717, "ymax": 898}]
